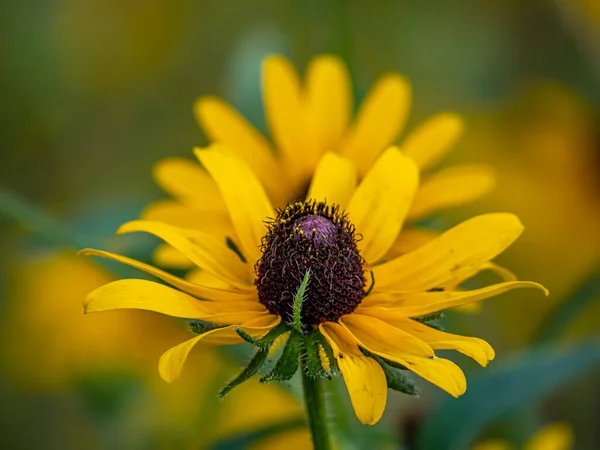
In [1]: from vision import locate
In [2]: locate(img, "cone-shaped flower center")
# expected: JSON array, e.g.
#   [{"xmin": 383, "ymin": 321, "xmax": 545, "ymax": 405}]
[{"xmin": 255, "ymin": 201, "xmax": 366, "ymax": 327}]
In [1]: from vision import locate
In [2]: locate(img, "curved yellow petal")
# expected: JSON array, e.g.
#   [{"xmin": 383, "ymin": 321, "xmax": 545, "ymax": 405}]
[
  {"xmin": 319, "ymin": 322, "xmax": 387, "ymax": 425},
  {"xmin": 401, "ymin": 113, "xmax": 464, "ymax": 170},
  {"xmin": 385, "ymin": 228, "xmax": 440, "ymax": 260},
  {"xmin": 340, "ymin": 74, "xmax": 411, "ymax": 177},
  {"xmin": 196, "ymin": 145, "xmax": 274, "ymax": 265},
  {"xmin": 153, "ymin": 243, "xmax": 192, "ymax": 269},
  {"xmin": 186, "ymin": 268, "xmax": 236, "ymax": 290},
  {"xmin": 117, "ymin": 220, "xmax": 252, "ymax": 288},
  {"xmin": 80, "ymin": 248, "xmax": 253, "ymax": 301},
  {"xmin": 262, "ymin": 56, "xmax": 306, "ymax": 174},
  {"xmin": 408, "ymin": 165, "xmax": 495, "ymax": 220},
  {"xmin": 84, "ymin": 279, "xmax": 265, "ymax": 324},
  {"xmin": 307, "ymin": 153, "xmax": 357, "ymax": 209},
  {"xmin": 341, "ymin": 314, "xmax": 434, "ymax": 358},
  {"xmin": 152, "ymin": 157, "xmax": 224, "ymax": 206},
  {"xmin": 358, "ymin": 312, "xmax": 494, "ymax": 367},
  {"xmin": 347, "ymin": 147, "xmax": 419, "ymax": 264},
  {"xmin": 142, "ymin": 200, "xmax": 235, "ymax": 241},
  {"xmin": 342, "ymin": 318, "xmax": 466, "ymax": 397},
  {"xmin": 361, "ymin": 281, "xmax": 548, "ymax": 316},
  {"xmin": 194, "ymin": 96, "xmax": 288, "ymax": 204},
  {"xmin": 304, "ymin": 55, "xmax": 352, "ymax": 163},
  {"xmin": 159, "ymin": 315, "xmax": 280, "ymax": 383},
  {"xmin": 443, "ymin": 261, "xmax": 518, "ymax": 291},
  {"xmin": 373, "ymin": 213, "xmax": 525, "ymax": 291}
]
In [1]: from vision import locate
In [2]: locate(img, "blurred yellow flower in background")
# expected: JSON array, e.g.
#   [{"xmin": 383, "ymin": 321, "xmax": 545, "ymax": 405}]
[{"xmin": 473, "ymin": 422, "xmax": 573, "ymax": 450}]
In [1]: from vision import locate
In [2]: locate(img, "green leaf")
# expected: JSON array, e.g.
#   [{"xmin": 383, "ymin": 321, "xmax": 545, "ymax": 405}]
[
  {"xmin": 208, "ymin": 417, "xmax": 306, "ymax": 450},
  {"xmin": 303, "ymin": 330, "xmax": 328, "ymax": 379},
  {"xmin": 292, "ymin": 270, "xmax": 311, "ymax": 334},
  {"xmin": 414, "ymin": 311, "xmax": 445, "ymax": 331},
  {"xmin": 219, "ymin": 349, "xmax": 269, "ymax": 397},
  {"xmin": 370, "ymin": 354, "xmax": 419, "ymax": 396},
  {"xmin": 359, "ymin": 347, "xmax": 407, "ymax": 371},
  {"xmin": 260, "ymin": 333, "xmax": 301, "ymax": 382},
  {"xmin": 533, "ymin": 268, "xmax": 600, "ymax": 345},
  {"xmin": 418, "ymin": 342, "xmax": 600, "ymax": 450},
  {"xmin": 235, "ymin": 322, "xmax": 290, "ymax": 348}
]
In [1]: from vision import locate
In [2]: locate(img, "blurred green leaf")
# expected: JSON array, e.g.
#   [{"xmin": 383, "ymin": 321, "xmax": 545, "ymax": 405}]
[
  {"xmin": 533, "ymin": 268, "xmax": 600, "ymax": 345},
  {"xmin": 0, "ymin": 188, "xmax": 84, "ymax": 248},
  {"xmin": 418, "ymin": 342, "xmax": 600, "ymax": 450},
  {"xmin": 208, "ymin": 417, "xmax": 305, "ymax": 450}
]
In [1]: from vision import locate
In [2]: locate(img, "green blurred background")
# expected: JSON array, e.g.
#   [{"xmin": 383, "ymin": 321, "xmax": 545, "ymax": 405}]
[{"xmin": 1, "ymin": 0, "xmax": 599, "ymax": 449}]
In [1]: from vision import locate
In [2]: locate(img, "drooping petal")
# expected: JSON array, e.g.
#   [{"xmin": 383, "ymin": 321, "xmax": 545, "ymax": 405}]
[
  {"xmin": 194, "ymin": 96, "xmax": 288, "ymax": 204},
  {"xmin": 307, "ymin": 153, "xmax": 357, "ymax": 209},
  {"xmin": 373, "ymin": 213, "xmax": 525, "ymax": 291},
  {"xmin": 360, "ymin": 281, "xmax": 548, "ymax": 316},
  {"xmin": 347, "ymin": 147, "xmax": 419, "ymax": 264},
  {"xmin": 142, "ymin": 200, "xmax": 234, "ymax": 241},
  {"xmin": 304, "ymin": 55, "xmax": 352, "ymax": 163},
  {"xmin": 319, "ymin": 322, "xmax": 387, "ymax": 425},
  {"xmin": 401, "ymin": 113, "xmax": 464, "ymax": 170},
  {"xmin": 117, "ymin": 220, "xmax": 252, "ymax": 288},
  {"xmin": 408, "ymin": 165, "xmax": 495, "ymax": 220},
  {"xmin": 262, "ymin": 56, "xmax": 306, "ymax": 175},
  {"xmin": 79, "ymin": 248, "xmax": 252, "ymax": 301},
  {"xmin": 342, "ymin": 318, "xmax": 467, "ymax": 398},
  {"xmin": 385, "ymin": 228, "xmax": 440, "ymax": 259},
  {"xmin": 152, "ymin": 157, "xmax": 224, "ymax": 207},
  {"xmin": 340, "ymin": 74, "xmax": 411, "ymax": 177},
  {"xmin": 356, "ymin": 311, "xmax": 494, "ymax": 367},
  {"xmin": 341, "ymin": 314, "xmax": 434, "ymax": 358},
  {"xmin": 196, "ymin": 145, "xmax": 274, "ymax": 265},
  {"xmin": 159, "ymin": 315, "xmax": 280, "ymax": 383},
  {"xmin": 84, "ymin": 279, "xmax": 266, "ymax": 323}
]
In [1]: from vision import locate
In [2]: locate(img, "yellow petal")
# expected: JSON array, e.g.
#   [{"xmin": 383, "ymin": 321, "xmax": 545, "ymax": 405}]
[
  {"xmin": 385, "ymin": 228, "xmax": 440, "ymax": 259},
  {"xmin": 84, "ymin": 279, "xmax": 266, "ymax": 323},
  {"xmin": 340, "ymin": 74, "xmax": 411, "ymax": 177},
  {"xmin": 341, "ymin": 314, "xmax": 434, "ymax": 358},
  {"xmin": 152, "ymin": 157, "xmax": 224, "ymax": 206},
  {"xmin": 358, "ymin": 312, "xmax": 494, "ymax": 367},
  {"xmin": 117, "ymin": 219, "xmax": 252, "ymax": 288},
  {"xmin": 373, "ymin": 213, "xmax": 525, "ymax": 291},
  {"xmin": 186, "ymin": 268, "xmax": 235, "ymax": 290},
  {"xmin": 262, "ymin": 56, "xmax": 306, "ymax": 174},
  {"xmin": 401, "ymin": 113, "xmax": 464, "ymax": 170},
  {"xmin": 304, "ymin": 55, "xmax": 352, "ymax": 162},
  {"xmin": 342, "ymin": 318, "xmax": 466, "ymax": 397},
  {"xmin": 408, "ymin": 165, "xmax": 495, "ymax": 220},
  {"xmin": 347, "ymin": 147, "xmax": 419, "ymax": 264},
  {"xmin": 196, "ymin": 145, "xmax": 274, "ymax": 265},
  {"xmin": 194, "ymin": 96, "xmax": 288, "ymax": 204},
  {"xmin": 142, "ymin": 200, "xmax": 235, "ymax": 241},
  {"xmin": 159, "ymin": 315, "xmax": 280, "ymax": 383},
  {"xmin": 443, "ymin": 261, "xmax": 518, "ymax": 291},
  {"xmin": 152, "ymin": 243, "xmax": 192, "ymax": 269},
  {"xmin": 361, "ymin": 281, "xmax": 548, "ymax": 316},
  {"xmin": 307, "ymin": 153, "xmax": 357, "ymax": 209},
  {"xmin": 523, "ymin": 422, "xmax": 573, "ymax": 450},
  {"xmin": 80, "ymin": 248, "xmax": 252, "ymax": 301},
  {"xmin": 319, "ymin": 322, "xmax": 387, "ymax": 425}
]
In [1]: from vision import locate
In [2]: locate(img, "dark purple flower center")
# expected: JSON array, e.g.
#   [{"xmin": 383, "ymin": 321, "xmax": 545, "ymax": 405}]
[{"xmin": 255, "ymin": 201, "xmax": 366, "ymax": 328}]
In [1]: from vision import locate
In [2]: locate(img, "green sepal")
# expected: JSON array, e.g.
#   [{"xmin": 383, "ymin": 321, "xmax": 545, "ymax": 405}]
[
  {"xmin": 376, "ymin": 356, "xmax": 419, "ymax": 396},
  {"xmin": 303, "ymin": 330, "xmax": 329, "ymax": 379},
  {"xmin": 235, "ymin": 322, "xmax": 290, "ymax": 348},
  {"xmin": 260, "ymin": 332, "xmax": 301, "ymax": 382},
  {"xmin": 189, "ymin": 320, "xmax": 224, "ymax": 335},
  {"xmin": 219, "ymin": 348, "xmax": 269, "ymax": 397},
  {"xmin": 413, "ymin": 311, "xmax": 445, "ymax": 331},
  {"xmin": 292, "ymin": 271, "xmax": 311, "ymax": 334}
]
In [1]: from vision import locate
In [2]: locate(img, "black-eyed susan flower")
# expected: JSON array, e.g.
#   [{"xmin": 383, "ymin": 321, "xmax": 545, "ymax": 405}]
[
  {"xmin": 144, "ymin": 54, "xmax": 495, "ymax": 271},
  {"xmin": 81, "ymin": 143, "xmax": 546, "ymax": 426}
]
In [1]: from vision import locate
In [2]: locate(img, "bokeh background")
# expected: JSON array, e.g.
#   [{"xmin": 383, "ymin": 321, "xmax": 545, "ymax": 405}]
[{"xmin": 1, "ymin": 1, "xmax": 599, "ymax": 449}]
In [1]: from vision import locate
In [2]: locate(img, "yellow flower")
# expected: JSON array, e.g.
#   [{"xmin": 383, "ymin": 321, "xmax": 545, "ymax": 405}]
[
  {"xmin": 144, "ymin": 54, "xmax": 495, "ymax": 268},
  {"xmin": 81, "ymin": 142, "xmax": 546, "ymax": 425},
  {"xmin": 473, "ymin": 422, "xmax": 573, "ymax": 450}
]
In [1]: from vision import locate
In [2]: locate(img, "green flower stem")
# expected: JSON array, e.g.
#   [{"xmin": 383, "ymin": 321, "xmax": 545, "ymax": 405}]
[{"xmin": 301, "ymin": 349, "xmax": 332, "ymax": 450}]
